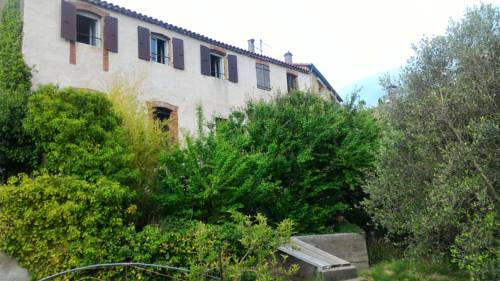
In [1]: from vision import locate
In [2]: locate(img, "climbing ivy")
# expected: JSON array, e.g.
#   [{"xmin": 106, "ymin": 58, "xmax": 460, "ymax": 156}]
[{"xmin": 0, "ymin": 0, "xmax": 36, "ymax": 182}]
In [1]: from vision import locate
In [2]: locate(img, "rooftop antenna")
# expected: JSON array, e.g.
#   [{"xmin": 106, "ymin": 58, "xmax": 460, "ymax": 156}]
[{"xmin": 255, "ymin": 38, "xmax": 272, "ymax": 56}]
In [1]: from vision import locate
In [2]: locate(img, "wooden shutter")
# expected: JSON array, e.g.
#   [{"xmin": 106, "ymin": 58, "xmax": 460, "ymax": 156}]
[
  {"xmin": 61, "ymin": 0, "xmax": 76, "ymax": 41},
  {"xmin": 172, "ymin": 38, "xmax": 184, "ymax": 70},
  {"xmin": 104, "ymin": 16, "xmax": 118, "ymax": 53},
  {"xmin": 200, "ymin": 45, "xmax": 210, "ymax": 76},
  {"xmin": 137, "ymin": 26, "xmax": 150, "ymax": 61},
  {"xmin": 228, "ymin": 55, "xmax": 238, "ymax": 83}
]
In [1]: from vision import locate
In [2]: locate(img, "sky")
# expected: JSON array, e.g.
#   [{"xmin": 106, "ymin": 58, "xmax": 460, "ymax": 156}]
[{"xmin": 107, "ymin": 0, "xmax": 499, "ymax": 103}]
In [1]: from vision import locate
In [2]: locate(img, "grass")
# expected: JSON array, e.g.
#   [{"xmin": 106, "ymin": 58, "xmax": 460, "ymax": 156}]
[{"xmin": 360, "ymin": 259, "xmax": 470, "ymax": 281}]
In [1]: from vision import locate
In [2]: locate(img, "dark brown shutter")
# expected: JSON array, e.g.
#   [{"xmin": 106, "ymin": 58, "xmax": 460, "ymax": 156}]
[
  {"xmin": 104, "ymin": 16, "xmax": 118, "ymax": 53},
  {"xmin": 61, "ymin": 0, "xmax": 76, "ymax": 41},
  {"xmin": 172, "ymin": 38, "xmax": 184, "ymax": 70},
  {"xmin": 137, "ymin": 26, "xmax": 150, "ymax": 61},
  {"xmin": 228, "ymin": 55, "xmax": 238, "ymax": 83},
  {"xmin": 200, "ymin": 45, "xmax": 210, "ymax": 76}
]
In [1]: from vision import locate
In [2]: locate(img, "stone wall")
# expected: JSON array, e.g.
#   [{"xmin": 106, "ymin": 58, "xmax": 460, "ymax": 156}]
[
  {"xmin": 296, "ymin": 233, "xmax": 369, "ymax": 272},
  {"xmin": 0, "ymin": 252, "xmax": 29, "ymax": 281}
]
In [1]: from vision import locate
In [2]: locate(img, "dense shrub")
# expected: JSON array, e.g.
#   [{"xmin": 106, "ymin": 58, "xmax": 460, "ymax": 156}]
[
  {"xmin": 0, "ymin": 173, "xmax": 294, "ymax": 280},
  {"xmin": 0, "ymin": 174, "xmax": 138, "ymax": 279},
  {"xmin": 160, "ymin": 92, "xmax": 380, "ymax": 233},
  {"xmin": 363, "ymin": 4, "xmax": 499, "ymax": 279},
  {"xmin": 158, "ymin": 107, "xmax": 274, "ymax": 222},
  {"xmin": 0, "ymin": 0, "xmax": 36, "ymax": 182},
  {"xmin": 23, "ymin": 85, "xmax": 139, "ymax": 185}
]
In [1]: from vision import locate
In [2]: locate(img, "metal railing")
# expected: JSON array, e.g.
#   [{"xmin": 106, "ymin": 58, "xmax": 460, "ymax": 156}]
[{"xmin": 39, "ymin": 262, "xmax": 221, "ymax": 281}]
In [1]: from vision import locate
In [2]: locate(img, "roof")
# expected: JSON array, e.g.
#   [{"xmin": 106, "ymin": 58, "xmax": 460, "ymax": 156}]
[
  {"xmin": 80, "ymin": 0, "xmax": 309, "ymax": 73},
  {"xmin": 294, "ymin": 63, "xmax": 343, "ymax": 102}
]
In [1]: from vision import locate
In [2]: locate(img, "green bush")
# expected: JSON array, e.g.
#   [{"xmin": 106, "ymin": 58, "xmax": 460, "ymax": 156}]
[
  {"xmin": 0, "ymin": 173, "xmax": 294, "ymax": 280},
  {"xmin": 0, "ymin": 0, "xmax": 36, "ymax": 182},
  {"xmin": 158, "ymin": 106, "xmax": 274, "ymax": 222},
  {"xmin": 163, "ymin": 91, "xmax": 379, "ymax": 233},
  {"xmin": 23, "ymin": 85, "xmax": 139, "ymax": 185},
  {"xmin": 0, "ymin": 174, "xmax": 138, "ymax": 280}
]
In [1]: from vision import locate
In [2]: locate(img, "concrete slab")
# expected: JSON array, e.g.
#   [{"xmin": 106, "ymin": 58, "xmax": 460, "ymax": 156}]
[
  {"xmin": 296, "ymin": 233, "xmax": 369, "ymax": 271},
  {"xmin": 279, "ymin": 237, "xmax": 359, "ymax": 281}
]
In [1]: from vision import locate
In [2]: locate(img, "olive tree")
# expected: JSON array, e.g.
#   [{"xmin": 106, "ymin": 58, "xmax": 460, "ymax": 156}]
[{"xmin": 363, "ymin": 4, "xmax": 499, "ymax": 279}]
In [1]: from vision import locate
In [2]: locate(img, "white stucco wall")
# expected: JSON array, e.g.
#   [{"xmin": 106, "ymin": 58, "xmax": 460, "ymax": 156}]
[{"xmin": 21, "ymin": 0, "xmax": 312, "ymax": 138}]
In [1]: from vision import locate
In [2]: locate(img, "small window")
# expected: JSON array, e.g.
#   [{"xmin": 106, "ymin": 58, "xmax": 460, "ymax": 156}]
[
  {"xmin": 151, "ymin": 34, "xmax": 169, "ymax": 64},
  {"xmin": 287, "ymin": 73, "xmax": 298, "ymax": 92},
  {"xmin": 76, "ymin": 12, "xmax": 100, "ymax": 46},
  {"xmin": 153, "ymin": 107, "xmax": 172, "ymax": 131},
  {"xmin": 317, "ymin": 79, "xmax": 325, "ymax": 92},
  {"xmin": 210, "ymin": 53, "xmax": 224, "ymax": 78},
  {"xmin": 256, "ymin": 63, "xmax": 271, "ymax": 90}
]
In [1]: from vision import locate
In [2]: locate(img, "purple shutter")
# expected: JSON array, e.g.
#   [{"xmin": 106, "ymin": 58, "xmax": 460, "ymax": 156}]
[
  {"xmin": 61, "ymin": 0, "xmax": 76, "ymax": 41},
  {"xmin": 200, "ymin": 45, "xmax": 210, "ymax": 76},
  {"xmin": 104, "ymin": 16, "xmax": 118, "ymax": 53},
  {"xmin": 228, "ymin": 55, "xmax": 238, "ymax": 83},
  {"xmin": 137, "ymin": 26, "xmax": 150, "ymax": 61},
  {"xmin": 172, "ymin": 38, "xmax": 184, "ymax": 70}
]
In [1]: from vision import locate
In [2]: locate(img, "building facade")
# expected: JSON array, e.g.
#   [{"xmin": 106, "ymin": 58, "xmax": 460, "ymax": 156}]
[{"xmin": 19, "ymin": 0, "xmax": 341, "ymax": 139}]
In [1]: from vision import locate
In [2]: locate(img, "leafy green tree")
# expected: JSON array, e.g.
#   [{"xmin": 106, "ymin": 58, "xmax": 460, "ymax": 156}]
[
  {"xmin": 363, "ymin": 4, "xmax": 499, "ymax": 279},
  {"xmin": 223, "ymin": 91, "xmax": 380, "ymax": 233},
  {"xmin": 0, "ymin": 0, "xmax": 36, "ymax": 182},
  {"xmin": 158, "ymin": 106, "xmax": 275, "ymax": 223},
  {"xmin": 23, "ymin": 85, "xmax": 139, "ymax": 185},
  {"xmin": 160, "ymin": 92, "xmax": 381, "ymax": 233}
]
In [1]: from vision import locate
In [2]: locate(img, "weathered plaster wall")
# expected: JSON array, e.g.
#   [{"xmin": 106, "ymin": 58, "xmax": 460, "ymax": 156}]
[
  {"xmin": 0, "ymin": 252, "xmax": 29, "ymax": 281},
  {"xmin": 21, "ymin": 0, "xmax": 312, "ymax": 138}
]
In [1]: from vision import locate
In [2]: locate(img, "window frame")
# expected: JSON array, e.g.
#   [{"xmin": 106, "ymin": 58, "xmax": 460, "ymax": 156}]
[
  {"xmin": 209, "ymin": 52, "xmax": 225, "ymax": 79},
  {"xmin": 76, "ymin": 11, "xmax": 101, "ymax": 47},
  {"xmin": 256, "ymin": 63, "xmax": 271, "ymax": 91},
  {"xmin": 287, "ymin": 73, "xmax": 298, "ymax": 92},
  {"xmin": 150, "ymin": 33, "xmax": 170, "ymax": 64}
]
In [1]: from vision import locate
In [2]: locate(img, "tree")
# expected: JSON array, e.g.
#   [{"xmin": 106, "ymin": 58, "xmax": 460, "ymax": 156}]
[
  {"xmin": 363, "ymin": 4, "xmax": 499, "ymax": 279},
  {"xmin": 23, "ymin": 85, "xmax": 139, "ymax": 186},
  {"xmin": 159, "ymin": 92, "xmax": 381, "ymax": 233}
]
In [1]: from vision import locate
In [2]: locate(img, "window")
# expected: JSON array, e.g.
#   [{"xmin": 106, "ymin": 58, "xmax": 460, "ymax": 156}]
[
  {"xmin": 153, "ymin": 107, "xmax": 172, "ymax": 131},
  {"xmin": 287, "ymin": 73, "xmax": 298, "ymax": 92},
  {"xmin": 317, "ymin": 79, "xmax": 325, "ymax": 92},
  {"xmin": 256, "ymin": 63, "xmax": 271, "ymax": 90},
  {"xmin": 76, "ymin": 11, "xmax": 100, "ymax": 46},
  {"xmin": 210, "ymin": 53, "xmax": 224, "ymax": 78},
  {"xmin": 151, "ymin": 34, "xmax": 169, "ymax": 64}
]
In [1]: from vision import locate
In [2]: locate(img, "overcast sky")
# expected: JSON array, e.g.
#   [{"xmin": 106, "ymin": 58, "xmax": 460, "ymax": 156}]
[{"xmin": 107, "ymin": 0, "xmax": 498, "ymax": 92}]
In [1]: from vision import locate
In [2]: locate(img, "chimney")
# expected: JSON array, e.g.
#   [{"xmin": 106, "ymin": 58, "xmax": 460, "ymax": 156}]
[
  {"xmin": 284, "ymin": 51, "xmax": 293, "ymax": 64},
  {"xmin": 248, "ymin": 39, "xmax": 255, "ymax": 53}
]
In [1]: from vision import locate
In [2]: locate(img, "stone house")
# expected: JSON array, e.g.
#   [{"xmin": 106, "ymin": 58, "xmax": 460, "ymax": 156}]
[{"xmin": 10, "ymin": 0, "xmax": 341, "ymax": 139}]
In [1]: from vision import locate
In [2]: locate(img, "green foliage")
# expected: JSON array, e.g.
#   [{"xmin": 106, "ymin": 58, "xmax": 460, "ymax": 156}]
[
  {"xmin": 0, "ymin": 174, "xmax": 138, "ymax": 280},
  {"xmin": 108, "ymin": 81, "xmax": 170, "ymax": 191},
  {"xmin": 23, "ymin": 85, "xmax": 139, "ymax": 185},
  {"xmin": 0, "ymin": 0, "xmax": 31, "ymax": 93},
  {"xmin": 0, "ymin": 174, "xmax": 293, "ymax": 281},
  {"xmin": 160, "ymin": 91, "xmax": 380, "ymax": 233},
  {"xmin": 452, "ymin": 208, "xmax": 500, "ymax": 281},
  {"xmin": 0, "ymin": 0, "xmax": 36, "ymax": 182},
  {"xmin": 158, "ymin": 109, "xmax": 273, "ymax": 222},
  {"xmin": 363, "ymin": 4, "xmax": 499, "ymax": 279},
  {"xmin": 107, "ymin": 82, "xmax": 171, "ymax": 222},
  {"xmin": 360, "ymin": 259, "xmax": 470, "ymax": 281}
]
